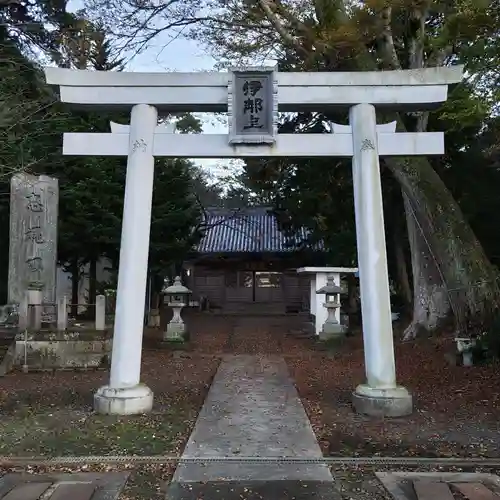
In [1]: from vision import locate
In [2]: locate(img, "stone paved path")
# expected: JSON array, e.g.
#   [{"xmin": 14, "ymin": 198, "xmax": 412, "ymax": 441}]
[
  {"xmin": 166, "ymin": 354, "xmax": 336, "ymax": 499},
  {"xmin": 0, "ymin": 472, "xmax": 128, "ymax": 500},
  {"xmin": 377, "ymin": 472, "xmax": 500, "ymax": 500}
]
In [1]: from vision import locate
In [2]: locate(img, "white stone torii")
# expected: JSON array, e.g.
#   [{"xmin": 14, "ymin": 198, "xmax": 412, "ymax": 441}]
[{"xmin": 45, "ymin": 65, "xmax": 463, "ymax": 418}]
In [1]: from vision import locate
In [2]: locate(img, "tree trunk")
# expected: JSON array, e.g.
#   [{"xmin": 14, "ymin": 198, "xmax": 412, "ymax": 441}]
[
  {"xmin": 88, "ymin": 257, "xmax": 97, "ymax": 317},
  {"xmin": 386, "ymin": 154, "xmax": 500, "ymax": 335},
  {"xmin": 393, "ymin": 223, "xmax": 413, "ymax": 314},
  {"xmin": 402, "ymin": 194, "xmax": 450, "ymax": 340},
  {"xmin": 70, "ymin": 259, "xmax": 79, "ymax": 317}
]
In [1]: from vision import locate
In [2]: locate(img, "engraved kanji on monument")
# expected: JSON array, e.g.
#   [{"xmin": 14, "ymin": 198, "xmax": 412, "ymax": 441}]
[
  {"xmin": 228, "ymin": 66, "xmax": 278, "ymax": 145},
  {"xmin": 8, "ymin": 173, "xmax": 59, "ymax": 306}
]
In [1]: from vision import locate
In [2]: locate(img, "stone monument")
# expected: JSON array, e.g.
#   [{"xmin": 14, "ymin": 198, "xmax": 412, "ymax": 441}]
[{"xmin": 8, "ymin": 173, "xmax": 59, "ymax": 306}]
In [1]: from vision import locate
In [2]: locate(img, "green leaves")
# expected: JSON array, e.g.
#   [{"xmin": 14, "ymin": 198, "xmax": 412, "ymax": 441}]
[
  {"xmin": 437, "ymin": 83, "xmax": 490, "ymax": 133},
  {"xmin": 148, "ymin": 158, "xmax": 203, "ymax": 277}
]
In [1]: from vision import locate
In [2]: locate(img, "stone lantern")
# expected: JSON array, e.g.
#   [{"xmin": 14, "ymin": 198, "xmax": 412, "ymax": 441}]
[
  {"xmin": 162, "ymin": 276, "xmax": 191, "ymax": 341},
  {"xmin": 316, "ymin": 275, "xmax": 345, "ymax": 341}
]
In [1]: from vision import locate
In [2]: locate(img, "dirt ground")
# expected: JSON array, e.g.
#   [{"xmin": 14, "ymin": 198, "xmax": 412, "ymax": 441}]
[
  {"xmin": 3, "ymin": 313, "xmax": 500, "ymax": 460},
  {"xmin": 155, "ymin": 312, "xmax": 500, "ymax": 459}
]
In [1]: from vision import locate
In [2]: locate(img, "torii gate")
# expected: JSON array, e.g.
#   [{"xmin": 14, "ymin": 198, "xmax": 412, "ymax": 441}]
[{"xmin": 45, "ymin": 65, "xmax": 462, "ymax": 417}]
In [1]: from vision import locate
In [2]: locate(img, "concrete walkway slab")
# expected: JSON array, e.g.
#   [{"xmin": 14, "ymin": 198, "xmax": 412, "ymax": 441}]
[{"xmin": 171, "ymin": 355, "xmax": 332, "ymax": 483}]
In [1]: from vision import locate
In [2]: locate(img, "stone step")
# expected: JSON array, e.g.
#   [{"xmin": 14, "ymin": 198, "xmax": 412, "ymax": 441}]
[{"xmin": 166, "ymin": 480, "xmax": 341, "ymax": 500}]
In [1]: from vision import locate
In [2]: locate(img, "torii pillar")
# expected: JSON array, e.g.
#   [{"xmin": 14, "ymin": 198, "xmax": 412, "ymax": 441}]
[
  {"xmin": 93, "ymin": 104, "xmax": 157, "ymax": 415},
  {"xmin": 349, "ymin": 104, "xmax": 412, "ymax": 417}
]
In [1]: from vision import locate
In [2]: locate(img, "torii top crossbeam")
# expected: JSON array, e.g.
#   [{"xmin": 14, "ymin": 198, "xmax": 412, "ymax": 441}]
[{"xmin": 45, "ymin": 66, "xmax": 463, "ymax": 112}]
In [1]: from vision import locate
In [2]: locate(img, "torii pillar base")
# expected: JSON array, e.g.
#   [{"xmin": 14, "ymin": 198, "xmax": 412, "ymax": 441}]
[
  {"xmin": 94, "ymin": 384, "xmax": 153, "ymax": 415},
  {"xmin": 352, "ymin": 385, "xmax": 413, "ymax": 418}
]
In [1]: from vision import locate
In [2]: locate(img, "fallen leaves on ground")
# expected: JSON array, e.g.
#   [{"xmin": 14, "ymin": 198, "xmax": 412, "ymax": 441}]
[
  {"xmin": 0, "ymin": 350, "xmax": 220, "ymax": 457},
  {"xmin": 164, "ymin": 313, "xmax": 500, "ymax": 460},
  {"xmin": 287, "ymin": 331, "xmax": 500, "ymax": 459}
]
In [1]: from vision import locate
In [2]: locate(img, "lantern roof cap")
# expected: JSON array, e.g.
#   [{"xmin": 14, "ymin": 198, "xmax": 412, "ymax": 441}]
[
  {"xmin": 316, "ymin": 275, "xmax": 343, "ymax": 294},
  {"xmin": 164, "ymin": 276, "xmax": 191, "ymax": 294}
]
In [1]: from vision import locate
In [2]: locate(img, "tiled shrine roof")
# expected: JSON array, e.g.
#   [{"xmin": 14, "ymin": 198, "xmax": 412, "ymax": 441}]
[{"xmin": 196, "ymin": 207, "xmax": 323, "ymax": 254}]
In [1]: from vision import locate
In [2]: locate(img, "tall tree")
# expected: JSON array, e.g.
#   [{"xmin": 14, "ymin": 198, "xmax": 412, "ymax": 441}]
[
  {"xmin": 0, "ymin": 10, "xmax": 68, "ymax": 300},
  {"xmin": 47, "ymin": 12, "xmax": 128, "ymax": 312}
]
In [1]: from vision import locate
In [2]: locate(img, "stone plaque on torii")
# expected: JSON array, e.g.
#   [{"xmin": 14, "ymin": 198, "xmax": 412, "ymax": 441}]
[{"xmin": 45, "ymin": 64, "xmax": 463, "ymax": 417}]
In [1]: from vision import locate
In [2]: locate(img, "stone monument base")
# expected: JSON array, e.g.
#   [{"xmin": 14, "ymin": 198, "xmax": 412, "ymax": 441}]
[
  {"xmin": 94, "ymin": 384, "xmax": 153, "ymax": 415},
  {"xmin": 352, "ymin": 384, "xmax": 412, "ymax": 417}
]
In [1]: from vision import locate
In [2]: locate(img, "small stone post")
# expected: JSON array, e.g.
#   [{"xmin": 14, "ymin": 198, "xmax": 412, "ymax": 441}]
[
  {"xmin": 57, "ymin": 296, "xmax": 68, "ymax": 331},
  {"xmin": 27, "ymin": 283, "xmax": 43, "ymax": 331},
  {"xmin": 147, "ymin": 284, "xmax": 161, "ymax": 328},
  {"xmin": 95, "ymin": 294, "xmax": 106, "ymax": 331},
  {"xmin": 18, "ymin": 294, "xmax": 28, "ymax": 331},
  {"xmin": 147, "ymin": 309, "xmax": 161, "ymax": 327}
]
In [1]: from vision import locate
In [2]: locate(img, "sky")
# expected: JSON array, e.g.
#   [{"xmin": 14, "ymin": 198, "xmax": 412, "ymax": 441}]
[
  {"xmin": 124, "ymin": 38, "xmax": 232, "ymax": 180},
  {"xmin": 67, "ymin": 0, "xmax": 234, "ymax": 180}
]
